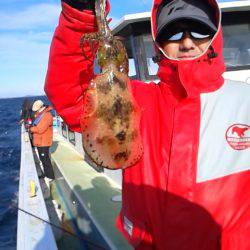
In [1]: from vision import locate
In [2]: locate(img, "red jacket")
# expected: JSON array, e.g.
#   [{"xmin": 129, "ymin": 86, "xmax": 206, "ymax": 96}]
[{"xmin": 45, "ymin": 1, "xmax": 250, "ymax": 249}]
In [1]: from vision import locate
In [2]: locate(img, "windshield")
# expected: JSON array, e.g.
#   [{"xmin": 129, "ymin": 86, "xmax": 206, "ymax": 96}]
[
  {"xmin": 222, "ymin": 15, "xmax": 250, "ymax": 69},
  {"xmin": 142, "ymin": 35, "xmax": 159, "ymax": 77}
]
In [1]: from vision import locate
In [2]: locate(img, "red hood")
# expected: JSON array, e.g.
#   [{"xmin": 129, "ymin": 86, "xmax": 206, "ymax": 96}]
[{"xmin": 151, "ymin": 0, "xmax": 226, "ymax": 99}]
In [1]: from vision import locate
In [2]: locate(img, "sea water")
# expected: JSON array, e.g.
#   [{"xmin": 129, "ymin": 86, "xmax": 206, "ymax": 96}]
[{"xmin": 0, "ymin": 96, "xmax": 48, "ymax": 249}]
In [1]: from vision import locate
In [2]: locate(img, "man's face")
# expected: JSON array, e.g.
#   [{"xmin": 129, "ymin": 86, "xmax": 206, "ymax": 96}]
[{"xmin": 160, "ymin": 22, "xmax": 213, "ymax": 60}]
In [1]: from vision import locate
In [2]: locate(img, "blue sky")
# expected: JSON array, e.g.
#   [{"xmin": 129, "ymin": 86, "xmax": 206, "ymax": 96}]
[{"xmin": 0, "ymin": 0, "xmax": 235, "ymax": 98}]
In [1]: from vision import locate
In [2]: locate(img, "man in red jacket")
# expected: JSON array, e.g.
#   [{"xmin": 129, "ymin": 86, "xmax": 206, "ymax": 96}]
[{"xmin": 45, "ymin": 0, "xmax": 250, "ymax": 249}]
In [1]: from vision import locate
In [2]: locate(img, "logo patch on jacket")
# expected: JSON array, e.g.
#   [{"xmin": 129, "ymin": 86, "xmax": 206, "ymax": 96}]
[
  {"xmin": 123, "ymin": 216, "xmax": 133, "ymax": 237},
  {"xmin": 226, "ymin": 124, "xmax": 250, "ymax": 150}
]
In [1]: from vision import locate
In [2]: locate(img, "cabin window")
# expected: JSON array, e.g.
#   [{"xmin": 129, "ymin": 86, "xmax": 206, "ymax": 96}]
[
  {"xmin": 222, "ymin": 12, "xmax": 250, "ymax": 70},
  {"xmin": 61, "ymin": 122, "xmax": 68, "ymax": 139},
  {"xmin": 123, "ymin": 38, "xmax": 137, "ymax": 78},
  {"xmin": 142, "ymin": 35, "xmax": 159, "ymax": 77},
  {"xmin": 128, "ymin": 58, "xmax": 137, "ymax": 77},
  {"xmin": 68, "ymin": 129, "xmax": 76, "ymax": 145}
]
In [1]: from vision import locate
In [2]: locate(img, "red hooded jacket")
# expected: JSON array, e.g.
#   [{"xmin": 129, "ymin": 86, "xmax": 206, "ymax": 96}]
[{"xmin": 45, "ymin": 1, "xmax": 250, "ymax": 249}]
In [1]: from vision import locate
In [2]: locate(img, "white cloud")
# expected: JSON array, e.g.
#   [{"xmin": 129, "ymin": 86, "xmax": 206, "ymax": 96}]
[
  {"xmin": 0, "ymin": 32, "xmax": 52, "ymax": 65},
  {"xmin": 0, "ymin": 31, "xmax": 53, "ymax": 97},
  {"xmin": 0, "ymin": 3, "xmax": 60, "ymax": 30},
  {"xmin": 0, "ymin": 3, "xmax": 60, "ymax": 97}
]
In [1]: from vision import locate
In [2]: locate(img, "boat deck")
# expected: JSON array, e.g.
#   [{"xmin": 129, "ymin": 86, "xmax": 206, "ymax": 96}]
[{"xmin": 50, "ymin": 132, "xmax": 131, "ymax": 250}]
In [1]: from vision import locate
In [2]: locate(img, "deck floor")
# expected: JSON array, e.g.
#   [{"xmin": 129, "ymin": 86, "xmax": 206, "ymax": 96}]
[{"xmin": 50, "ymin": 133, "xmax": 132, "ymax": 250}]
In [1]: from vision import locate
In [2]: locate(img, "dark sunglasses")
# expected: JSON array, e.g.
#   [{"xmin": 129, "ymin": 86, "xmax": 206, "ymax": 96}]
[{"xmin": 166, "ymin": 30, "xmax": 212, "ymax": 41}]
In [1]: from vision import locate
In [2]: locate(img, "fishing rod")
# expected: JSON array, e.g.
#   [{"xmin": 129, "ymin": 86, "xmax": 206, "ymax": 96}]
[{"xmin": 12, "ymin": 205, "xmax": 109, "ymax": 250}]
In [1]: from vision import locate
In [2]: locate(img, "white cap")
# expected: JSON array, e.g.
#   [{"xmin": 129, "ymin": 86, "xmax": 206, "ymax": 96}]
[{"xmin": 32, "ymin": 100, "xmax": 44, "ymax": 112}]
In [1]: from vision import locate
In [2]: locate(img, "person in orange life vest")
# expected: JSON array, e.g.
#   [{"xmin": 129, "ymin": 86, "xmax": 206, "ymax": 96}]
[
  {"xmin": 44, "ymin": 0, "xmax": 250, "ymax": 249},
  {"xmin": 30, "ymin": 100, "xmax": 55, "ymax": 180}
]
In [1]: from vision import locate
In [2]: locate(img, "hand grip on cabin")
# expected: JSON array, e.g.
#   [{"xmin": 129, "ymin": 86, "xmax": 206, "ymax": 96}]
[{"xmin": 79, "ymin": 0, "xmax": 143, "ymax": 169}]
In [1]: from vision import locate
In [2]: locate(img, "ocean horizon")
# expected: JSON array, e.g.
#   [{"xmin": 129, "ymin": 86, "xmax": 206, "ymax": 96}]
[{"xmin": 0, "ymin": 95, "xmax": 45, "ymax": 100}]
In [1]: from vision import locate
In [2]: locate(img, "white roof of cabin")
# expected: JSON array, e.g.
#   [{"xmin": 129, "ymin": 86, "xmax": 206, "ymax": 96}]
[{"xmin": 112, "ymin": 0, "xmax": 250, "ymax": 34}]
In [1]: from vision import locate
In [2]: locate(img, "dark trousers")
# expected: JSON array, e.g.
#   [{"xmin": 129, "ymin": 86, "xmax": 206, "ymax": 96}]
[{"xmin": 37, "ymin": 147, "xmax": 55, "ymax": 179}]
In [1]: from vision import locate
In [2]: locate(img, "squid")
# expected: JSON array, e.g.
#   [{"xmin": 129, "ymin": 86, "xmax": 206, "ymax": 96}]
[{"xmin": 79, "ymin": 0, "xmax": 143, "ymax": 169}]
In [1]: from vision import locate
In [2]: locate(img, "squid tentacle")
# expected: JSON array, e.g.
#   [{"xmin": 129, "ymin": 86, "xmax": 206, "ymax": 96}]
[{"xmin": 80, "ymin": 32, "xmax": 100, "ymax": 60}]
